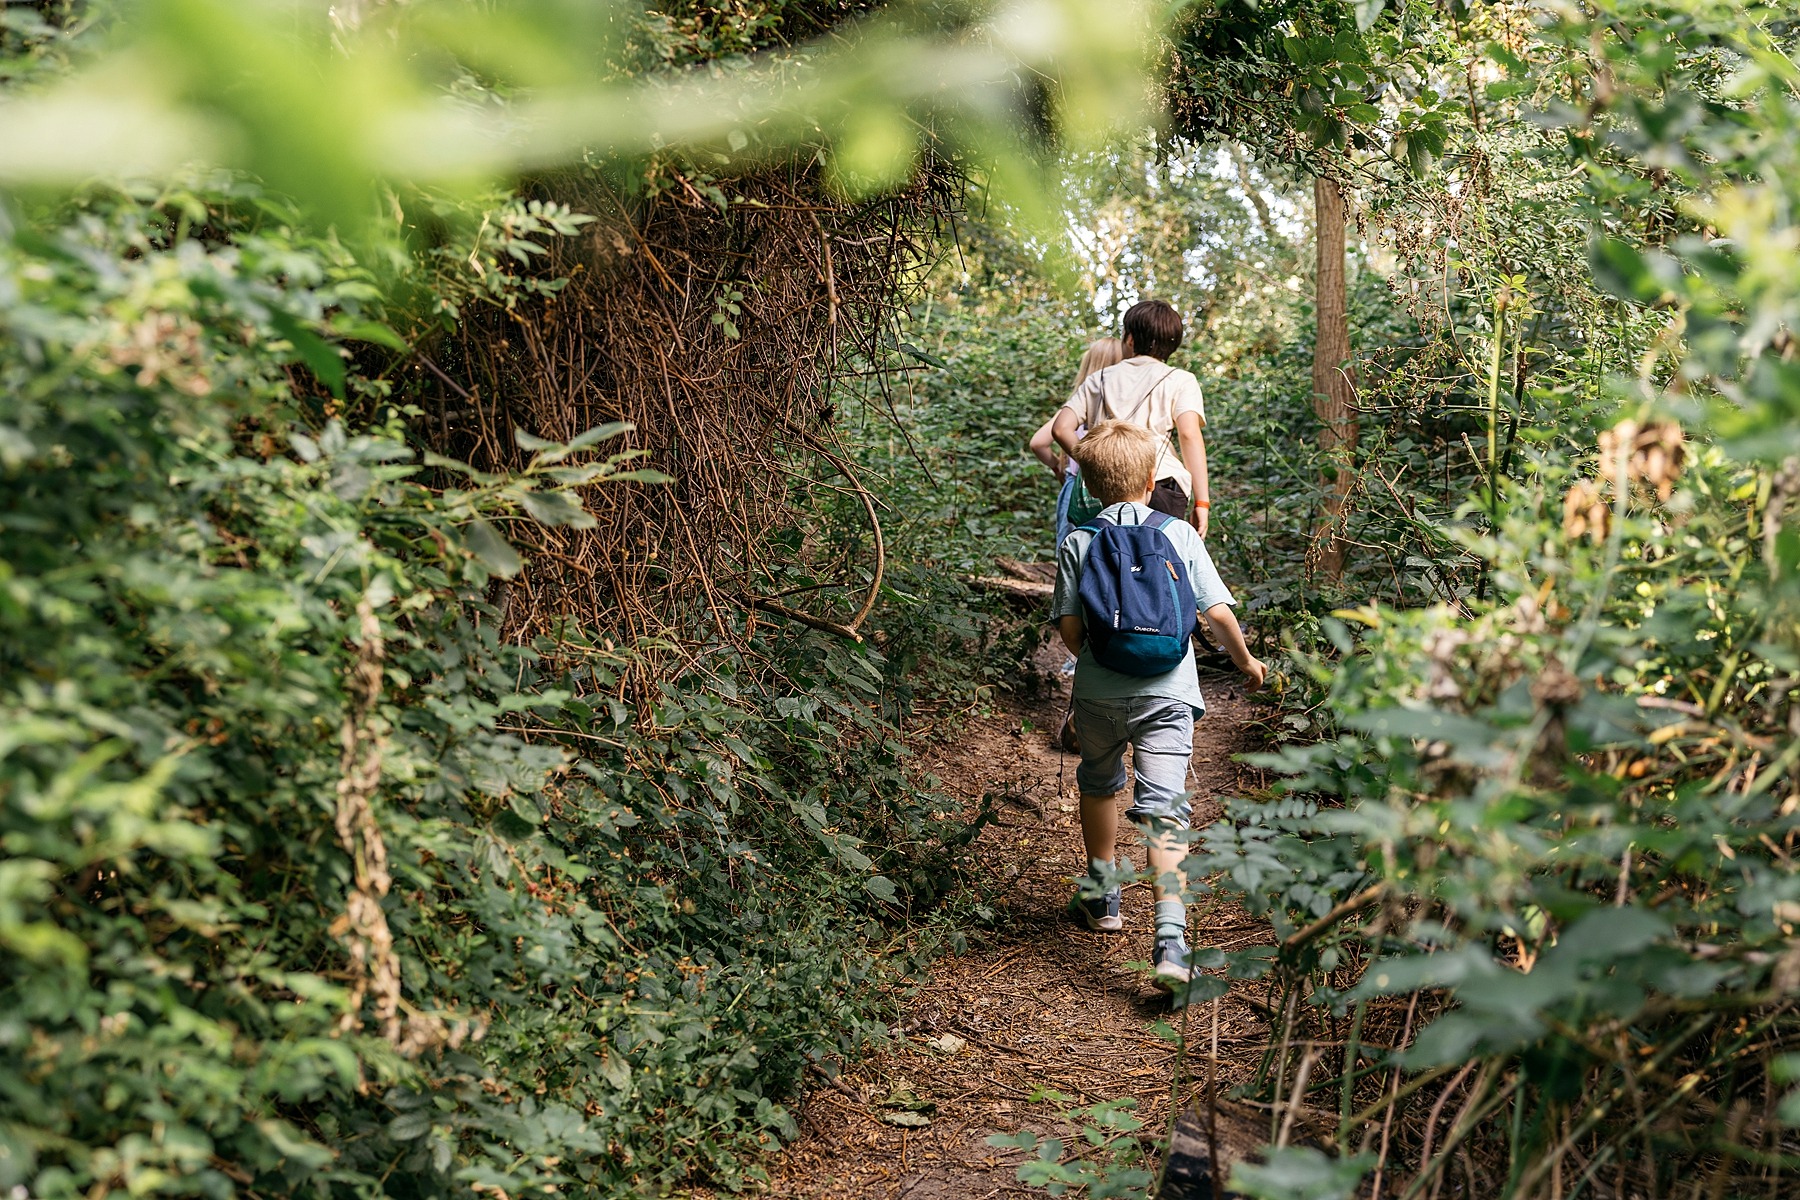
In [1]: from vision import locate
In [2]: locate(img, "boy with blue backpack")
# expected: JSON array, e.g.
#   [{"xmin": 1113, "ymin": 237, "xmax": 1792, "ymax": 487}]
[{"xmin": 1050, "ymin": 420, "xmax": 1266, "ymax": 989}]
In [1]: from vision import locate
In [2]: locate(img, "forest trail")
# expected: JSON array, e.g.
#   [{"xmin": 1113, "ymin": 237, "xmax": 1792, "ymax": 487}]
[{"xmin": 760, "ymin": 650, "xmax": 1271, "ymax": 1199}]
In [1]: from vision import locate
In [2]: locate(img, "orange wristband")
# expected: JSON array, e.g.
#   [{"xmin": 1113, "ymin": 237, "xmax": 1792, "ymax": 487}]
[{"xmin": 1193, "ymin": 499, "xmax": 1211, "ymax": 509}]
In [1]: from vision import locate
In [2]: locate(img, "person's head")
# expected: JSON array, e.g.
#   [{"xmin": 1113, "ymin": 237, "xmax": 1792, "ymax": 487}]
[
  {"xmin": 1070, "ymin": 420, "xmax": 1158, "ymax": 505},
  {"xmin": 1120, "ymin": 299, "xmax": 1183, "ymax": 360},
  {"xmin": 1073, "ymin": 336, "xmax": 1124, "ymax": 386}
]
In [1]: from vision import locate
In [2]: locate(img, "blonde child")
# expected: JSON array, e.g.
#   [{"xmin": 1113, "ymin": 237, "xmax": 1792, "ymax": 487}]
[
  {"xmin": 1050, "ymin": 421, "xmax": 1264, "ymax": 987},
  {"xmin": 1026, "ymin": 337, "xmax": 1124, "ymax": 548}
]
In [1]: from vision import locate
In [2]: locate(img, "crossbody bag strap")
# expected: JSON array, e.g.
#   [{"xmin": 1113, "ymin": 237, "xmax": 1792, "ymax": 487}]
[{"xmin": 1116, "ymin": 367, "xmax": 1179, "ymax": 427}]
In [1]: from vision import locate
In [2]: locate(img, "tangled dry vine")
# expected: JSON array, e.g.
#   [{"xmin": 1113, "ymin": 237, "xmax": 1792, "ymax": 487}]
[{"xmin": 417, "ymin": 164, "xmax": 955, "ymax": 673}]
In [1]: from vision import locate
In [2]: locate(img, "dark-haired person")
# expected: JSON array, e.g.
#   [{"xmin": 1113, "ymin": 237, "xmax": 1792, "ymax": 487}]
[{"xmin": 1050, "ymin": 299, "xmax": 1211, "ymax": 536}]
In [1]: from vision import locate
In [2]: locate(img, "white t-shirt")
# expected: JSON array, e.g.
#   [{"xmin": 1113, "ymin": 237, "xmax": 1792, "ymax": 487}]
[{"xmin": 1060, "ymin": 356, "xmax": 1206, "ymax": 493}]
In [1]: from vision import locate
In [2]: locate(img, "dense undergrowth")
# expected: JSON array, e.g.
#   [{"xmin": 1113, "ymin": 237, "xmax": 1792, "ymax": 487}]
[
  {"xmin": 0, "ymin": 1, "xmax": 1055, "ymax": 1195},
  {"xmin": 0, "ymin": 174, "xmax": 1014, "ymax": 1199},
  {"xmin": 1182, "ymin": 5, "xmax": 1800, "ymax": 1194}
]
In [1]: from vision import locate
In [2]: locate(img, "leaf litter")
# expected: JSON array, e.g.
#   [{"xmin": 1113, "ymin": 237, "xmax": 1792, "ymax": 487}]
[{"xmin": 736, "ymin": 646, "xmax": 1275, "ymax": 1198}]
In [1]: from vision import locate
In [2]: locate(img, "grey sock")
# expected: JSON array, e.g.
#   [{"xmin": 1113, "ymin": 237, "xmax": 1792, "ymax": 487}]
[
  {"xmin": 1154, "ymin": 898, "xmax": 1186, "ymax": 941},
  {"xmin": 1087, "ymin": 858, "xmax": 1113, "ymax": 889}
]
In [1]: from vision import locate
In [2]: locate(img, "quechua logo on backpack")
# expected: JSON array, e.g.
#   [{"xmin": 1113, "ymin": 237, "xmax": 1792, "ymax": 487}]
[{"xmin": 1076, "ymin": 512, "xmax": 1197, "ymax": 676}]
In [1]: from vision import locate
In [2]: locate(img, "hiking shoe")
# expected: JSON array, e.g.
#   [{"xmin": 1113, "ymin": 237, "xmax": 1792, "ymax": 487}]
[
  {"xmin": 1067, "ymin": 883, "xmax": 1122, "ymax": 932},
  {"xmin": 1152, "ymin": 936, "xmax": 1192, "ymax": 990}
]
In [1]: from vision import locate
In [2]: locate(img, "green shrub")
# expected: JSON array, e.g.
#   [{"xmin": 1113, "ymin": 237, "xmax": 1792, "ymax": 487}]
[
  {"xmin": 1181, "ymin": 429, "xmax": 1799, "ymax": 1191},
  {"xmin": 0, "ymin": 180, "xmax": 992, "ymax": 1200}
]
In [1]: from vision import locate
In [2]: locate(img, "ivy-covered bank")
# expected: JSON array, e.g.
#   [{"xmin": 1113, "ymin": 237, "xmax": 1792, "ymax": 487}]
[
  {"xmin": 0, "ymin": 178, "xmax": 999, "ymax": 1199},
  {"xmin": 0, "ymin": 0, "xmax": 1046, "ymax": 1193}
]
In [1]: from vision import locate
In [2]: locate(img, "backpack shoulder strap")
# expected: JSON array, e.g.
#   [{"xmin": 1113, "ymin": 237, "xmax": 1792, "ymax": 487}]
[{"xmin": 1077, "ymin": 512, "xmax": 1116, "ymax": 535}]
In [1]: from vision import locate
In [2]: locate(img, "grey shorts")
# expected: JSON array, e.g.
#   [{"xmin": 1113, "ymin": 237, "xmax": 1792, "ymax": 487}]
[{"xmin": 1070, "ymin": 695, "xmax": 1195, "ymax": 828}]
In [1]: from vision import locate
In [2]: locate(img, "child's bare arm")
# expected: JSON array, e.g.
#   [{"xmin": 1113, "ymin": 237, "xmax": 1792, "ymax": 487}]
[
  {"xmin": 1058, "ymin": 615, "xmax": 1084, "ymax": 655},
  {"xmin": 1051, "ymin": 407, "xmax": 1083, "ymax": 456},
  {"xmin": 1028, "ymin": 417, "xmax": 1062, "ymax": 474},
  {"xmin": 1203, "ymin": 602, "xmax": 1265, "ymax": 688}
]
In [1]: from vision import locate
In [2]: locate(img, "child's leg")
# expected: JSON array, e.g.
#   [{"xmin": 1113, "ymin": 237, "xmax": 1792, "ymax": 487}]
[
  {"xmin": 1071, "ymin": 699, "xmax": 1130, "ymax": 869},
  {"xmin": 1078, "ymin": 790, "xmax": 1119, "ymax": 869},
  {"xmin": 1143, "ymin": 826, "xmax": 1186, "ymax": 904},
  {"xmin": 1068, "ymin": 699, "xmax": 1131, "ymax": 929},
  {"xmin": 1119, "ymin": 698, "xmax": 1196, "ymax": 941},
  {"xmin": 1142, "ymin": 823, "xmax": 1188, "ymax": 939}
]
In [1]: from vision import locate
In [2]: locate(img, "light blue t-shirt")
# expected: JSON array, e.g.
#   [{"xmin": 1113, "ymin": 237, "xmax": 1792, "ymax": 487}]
[{"xmin": 1050, "ymin": 502, "xmax": 1236, "ymax": 715}]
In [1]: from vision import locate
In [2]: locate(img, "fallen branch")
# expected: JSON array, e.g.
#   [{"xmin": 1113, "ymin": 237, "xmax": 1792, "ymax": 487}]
[
  {"xmin": 970, "ymin": 575, "xmax": 1054, "ymax": 599},
  {"xmin": 748, "ymin": 596, "xmax": 865, "ymax": 642},
  {"xmin": 805, "ymin": 1062, "xmax": 868, "ymax": 1105},
  {"xmin": 995, "ymin": 557, "xmax": 1056, "ymax": 584}
]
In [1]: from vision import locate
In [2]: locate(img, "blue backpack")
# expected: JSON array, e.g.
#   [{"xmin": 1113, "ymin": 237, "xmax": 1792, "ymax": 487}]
[{"xmin": 1076, "ymin": 511, "xmax": 1197, "ymax": 676}]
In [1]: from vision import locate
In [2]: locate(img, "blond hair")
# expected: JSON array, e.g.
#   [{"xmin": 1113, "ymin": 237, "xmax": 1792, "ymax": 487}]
[
  {"xmin": 1073, "ymin": 337, "xmax": 1124, "ymax": 388},
  {"xmin": 1071, "ymin": 420, "xmax": 1157, "ymax": 504}
]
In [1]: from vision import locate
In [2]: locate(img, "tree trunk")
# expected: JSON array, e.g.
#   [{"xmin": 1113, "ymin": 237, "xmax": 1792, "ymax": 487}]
[{"xmin": 1309, "ymin": 173, "xmax": 1357, "ymax": 584}]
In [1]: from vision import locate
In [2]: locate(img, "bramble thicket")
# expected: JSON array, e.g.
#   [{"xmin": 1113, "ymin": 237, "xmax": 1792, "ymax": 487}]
[{"xmin": 2, "ymin": 2, "xmax": 1798, "ymax": 1199}]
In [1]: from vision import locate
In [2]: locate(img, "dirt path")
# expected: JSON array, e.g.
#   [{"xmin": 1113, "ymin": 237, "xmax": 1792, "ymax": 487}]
[{"xmin": 762, "ymin": 653, "xmax": 1272, "ymax": 1199}]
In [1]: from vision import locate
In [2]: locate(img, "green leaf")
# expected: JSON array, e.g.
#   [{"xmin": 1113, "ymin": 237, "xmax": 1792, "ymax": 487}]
[
  {"xmin": 519, "ymin": 489, "xmax": 596, "ymax": 529},
  {"xmin": 830, "ymin": 837, "xmax": 873, "ymax": 871},
  {"xmin": 1548, "ymin": 906, "xmax": 1668, "ymax": 964},
  {"xmin": 1166, "ymin": 973, "xmax": 1229, "ymax": 1009},
  {"xmin": 1353, "ymin": 945, "xmax": 1500, "ymax": 998},
  {"xmin": 1231, "ymin": 1148, "xmax": 1375, "ymax": 1200},
  {"xmin": 1353, "ymin": 0, "xmax": 1386, "ymax": 32},
  {"xmin": 332, "ymin": 319, "xmax": 408, "ymax": 351},
  {"xmin": 462, "ymin": 517, "xmax": 523, "ymax": 578},
  {"xmin": 387, "ymin": 1110, "xmax": 433, "ymax": 1141},
  {"xmin": 255, "ymin": 1120, "xmax": 336, "ymax": 1170},
  {"xmin": 1342, "ymin": 707, "xmax": 1509, "ymax": 765},
  {"xmin": 270, "ymin": 309, "xmax": 346, "ymax": 398},
  {"xmin": 898, "ymin": 341, "xmax": 953, "ymax": 371},
  {"xmin": 568, "ymin": 421, "xmax": 635, "ymax": 451},
  {"xmin": 599, "ymin": 1055, "xmax": 632, "ymax": 1090},
  {"xmin": 524, "ymin": 422, "xmax": 637, "ymax": 466},
  {"xmin": 0, "ymin": 1124, "xmax": 36, "ymax": 1190},
  {"xmin": 1591, "ymin": 238, "xmax": 1679, "ymax": 304},
  {"xmin": 506, "ymin": 789, "xmax": 543, "ymax": 823},
  {"xmin": 1398, "ymin": 132, "xmax": 1434, "ymax": 177}
]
